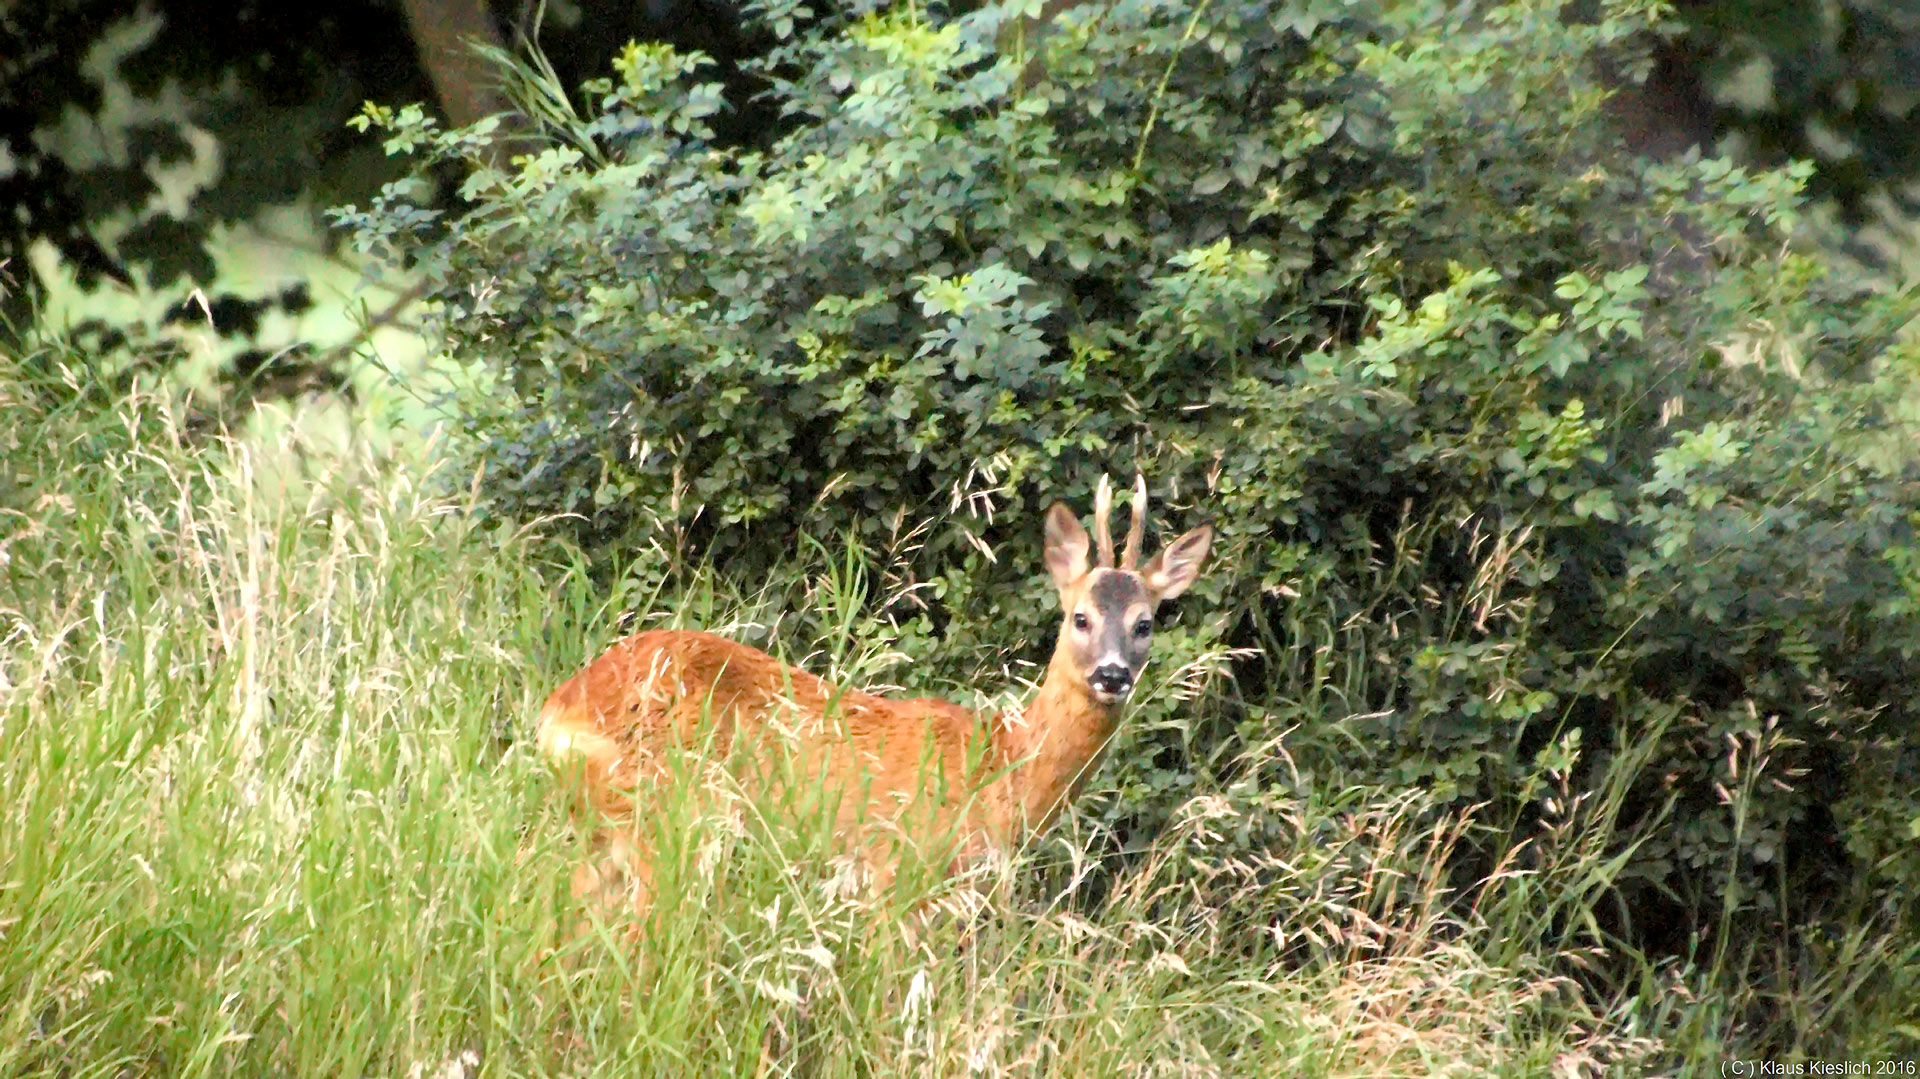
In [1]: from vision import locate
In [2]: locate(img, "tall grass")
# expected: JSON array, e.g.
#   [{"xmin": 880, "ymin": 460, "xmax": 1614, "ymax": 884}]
[{"xmin": 0, "ymin": 351, "xmax": 1662, "ymax": 1076}]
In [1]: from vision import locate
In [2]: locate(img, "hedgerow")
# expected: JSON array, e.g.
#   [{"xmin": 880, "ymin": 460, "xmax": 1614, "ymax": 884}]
[{"xmin": 336, "ymin": 0, "xmax": 1920, "ymax": 1049}]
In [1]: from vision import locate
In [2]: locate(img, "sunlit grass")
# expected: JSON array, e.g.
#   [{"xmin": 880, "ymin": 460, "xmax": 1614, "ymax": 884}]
[{"xmin": 0, "ymin": 357, "xmax": 1661, "ymax": 1077}]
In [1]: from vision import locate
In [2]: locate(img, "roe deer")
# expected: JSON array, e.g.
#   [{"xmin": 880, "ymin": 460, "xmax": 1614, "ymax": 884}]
[{"xmin": 536, "ymin": 475, "xmax": 1213, "ymax": 913}]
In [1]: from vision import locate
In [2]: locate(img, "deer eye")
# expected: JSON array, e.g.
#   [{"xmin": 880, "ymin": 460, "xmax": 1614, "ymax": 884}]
[
  {"xmin": 1072, "ymin": 612, "xmax": 1090, "ymax": 631},
  {"xmin": 1133, "ymin": 619, "xmax": 1152, "ymax": 638}
]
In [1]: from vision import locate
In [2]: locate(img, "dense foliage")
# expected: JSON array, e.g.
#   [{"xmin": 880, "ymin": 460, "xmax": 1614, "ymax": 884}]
[
  {"xmin": 0, "ymin": 0, "xmax": 767, "ymax": 392},
  {"xmin": 339, "ymin": 0, "xmax": 1920, "ymax": 1048},
  {"xmin": 1663, "ymin": 0, "xmax": 1920, "ymax": 222},
  {"xmin": 0, "ymin": 338, "xmax": 1670, "ymax": 1076},
  {"xmin": 1, "ymin": 1, "xmax": 423, "ymax": 305}
]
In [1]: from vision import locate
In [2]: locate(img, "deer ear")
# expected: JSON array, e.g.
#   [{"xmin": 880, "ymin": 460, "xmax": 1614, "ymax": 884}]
[
  {"xmin": 1042, "ymin": 503, "xmax": 1091, "ymax": 590},
  {"xmin": 1143, "ymin": 523, "xmax": 1212, "ymax": 601}
]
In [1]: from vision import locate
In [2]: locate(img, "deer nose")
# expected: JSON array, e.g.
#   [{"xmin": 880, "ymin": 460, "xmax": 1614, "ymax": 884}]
[{"xmin": 1088, "ymin": 663, "xmax": 1134, "ymax": 698}]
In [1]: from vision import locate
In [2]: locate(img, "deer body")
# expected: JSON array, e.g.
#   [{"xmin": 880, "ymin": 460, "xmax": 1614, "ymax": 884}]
[
  {"xmin": 537, "ymin": 628, "xmax": 1022, "ymax": 854},
  {"xmin": 537, "ymin": 478, "xmax": 1212, "ymax": 908}
]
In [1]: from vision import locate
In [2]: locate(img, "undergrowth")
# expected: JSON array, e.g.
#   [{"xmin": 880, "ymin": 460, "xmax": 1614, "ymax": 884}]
[{"xmin": 0, "ymin": 345, "xmax": 1702, "ymax": 1076}]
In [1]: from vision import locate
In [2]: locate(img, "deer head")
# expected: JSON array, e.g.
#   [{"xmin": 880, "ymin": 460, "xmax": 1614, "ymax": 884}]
[{"xmin": 1041, "ymin": 475, "xmax": 1213, "ymax": 706}]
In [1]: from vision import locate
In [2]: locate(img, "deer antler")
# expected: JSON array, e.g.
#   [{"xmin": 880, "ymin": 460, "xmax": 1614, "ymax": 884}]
[
  {"xmin": 1092, "ymin": 474, "xmax": 1116, "ymax": 568},
  {"xmin": 1121, "ymin": 473, "xmax": 1147, "ymax": 570}
]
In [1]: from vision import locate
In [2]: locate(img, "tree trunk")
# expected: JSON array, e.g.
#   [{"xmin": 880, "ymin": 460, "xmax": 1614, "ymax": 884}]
[
  {"xmin": 1605, "ymin": 38, "xmax": 1717, "ymax": 161},
  {"xmin": 396, "ymin": 0, "xmax": 509, "ymax": 129}
]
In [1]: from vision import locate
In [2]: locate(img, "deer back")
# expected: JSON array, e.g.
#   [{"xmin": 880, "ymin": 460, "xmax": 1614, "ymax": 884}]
[{"xmin": 536, "ymin": 629, "xmax": 1015, "ymax": 843}]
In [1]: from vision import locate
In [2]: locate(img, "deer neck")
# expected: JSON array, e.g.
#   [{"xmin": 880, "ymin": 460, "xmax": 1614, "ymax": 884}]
[{"xmin": 994, "ymin": 647, "xmax": 1124, "ymax": 834}]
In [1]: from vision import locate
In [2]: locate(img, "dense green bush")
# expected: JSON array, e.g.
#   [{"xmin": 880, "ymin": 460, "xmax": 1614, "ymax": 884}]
[{"xmin": 336, "ymin": 0, "xmax": 1920, "ymax": 1047}]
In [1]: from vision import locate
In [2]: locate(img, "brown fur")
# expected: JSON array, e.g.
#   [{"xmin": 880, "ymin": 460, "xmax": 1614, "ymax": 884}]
[{"xmin": 537, "ymin": 483, "xmax": 1213, "ymax": 914}]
